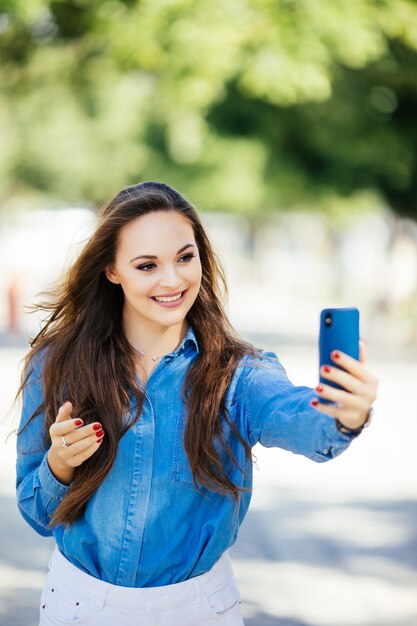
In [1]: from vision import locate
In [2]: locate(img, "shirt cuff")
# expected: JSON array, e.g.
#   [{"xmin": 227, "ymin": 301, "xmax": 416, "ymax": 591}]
[
  {"xmin": 312, "ymin": 415, "xmax": 359, "ymax": 461},
  {"xmin": 39, "ymin": 452, "xmax": 72, "ymax": 500}
]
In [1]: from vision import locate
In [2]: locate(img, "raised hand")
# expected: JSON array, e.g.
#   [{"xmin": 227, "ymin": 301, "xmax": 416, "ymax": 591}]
[
  {"xmin": 47, "ymin": 401, "xmax": 105, "ymax": 485},
  {"xmin": 311, "ymin": 340, "xmax": 378, "ymax": 432}
]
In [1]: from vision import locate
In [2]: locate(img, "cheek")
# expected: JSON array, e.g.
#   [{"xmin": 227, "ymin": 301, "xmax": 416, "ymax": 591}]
[
  {"xmin": 190, "ymin": 264, "xmax": 202, "ymax": 290},
  {"xmin": 122, "ymin": 272, "xmax": 153, "ymax": 297},
  {"xmin": 193, "ymin": 258, "xmax": 203, "ymax": 280}
]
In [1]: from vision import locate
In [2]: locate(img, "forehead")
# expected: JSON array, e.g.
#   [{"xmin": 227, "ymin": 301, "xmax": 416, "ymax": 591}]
[{"xmin": 117, "ymin": 211, "xmax": 195, "ymax": 254}]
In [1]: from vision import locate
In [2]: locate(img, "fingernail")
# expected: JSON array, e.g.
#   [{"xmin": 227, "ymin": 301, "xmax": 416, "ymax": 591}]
[
  {"xmin": 63, "ymin": 400, "xmax": 71, "ymax": 407},
  {"xmin": 93, "ymin": 423, "xmax": 102, "ymax": 431},
  {"xmin": 332, "ymin": 351, "xmax": 340, "ymax": 359},
  {"xmin": 315, "ymin": 386, "xmax": 323, "ymax": 393},
  {"xmin": 311, "ymin": 399, "xmax": 319, "ymax": 407},
  {"xmin": 74, "ymin": 419, "xmax": 83, "ymax": 426},
  {"xmin": 97, "ymin": 436, "xmax": 104, "ymax": 443},
  {"xmin": 96, "ymin": 430, "xmax": 104, "ymax": 438},
  {"xmin": 323, "ymin": 366, "xmax": 331, "ymax": 373}
]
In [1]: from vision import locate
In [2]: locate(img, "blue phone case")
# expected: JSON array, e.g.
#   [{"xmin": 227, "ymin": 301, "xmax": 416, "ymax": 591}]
[{"xmin": 319, "ymin": 307, "xmax": 360, "ymax": 391}]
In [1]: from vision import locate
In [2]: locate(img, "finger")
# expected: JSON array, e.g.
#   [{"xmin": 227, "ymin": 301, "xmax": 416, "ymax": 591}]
[
  {"xmin": 359, "ymin": 340, "xmax": 366, "ymax": 364},
  {"xmin": 310, "ymin": 399, "xmax": 368, "ymax": 425},
  {"xmin": 55, "ymin": 401, "xmax": 73, "ymax": 422},
  {"xmin": 320, "ymin": 364, "xmax": 365, "ymax": 395},
  {"xmin": 310, "ymin": 399, "xmax": 339, "ymax": 418},
  {"xmin": 58, "ymin": 422, "xmax": 103, "ymax": 446},
  {"xmin": 315, "ymin": 383, "xmax": 367, "ymax": 410},
  {"xmin": 62, "ymin": 430, "xmax": 105, "ymax": 460},
  {"xmin": 328, "ymin": 350, "xmax": 370, "ymax": 382},
  {"xmin": 321, "ymin": 361, "xmax": 378, "ymax": 397},
  {"xmin": 50, "ymin": 418, "xmax": 84, "ymax": 438},
  {"xmin": 64, "ymin": 437, "xmax": 105, "ymax": 468},
  {"xmin": 330, "ymin": 349, "xmax": 378, "ymax": 389}
]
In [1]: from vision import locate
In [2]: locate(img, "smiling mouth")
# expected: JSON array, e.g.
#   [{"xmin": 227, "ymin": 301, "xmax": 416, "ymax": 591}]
[{"xmin": 151, "ymin": 290, "xmax": 187, "ymax": 303}]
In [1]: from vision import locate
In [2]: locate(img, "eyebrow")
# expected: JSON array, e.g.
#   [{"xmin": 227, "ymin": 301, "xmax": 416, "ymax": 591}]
[{"xmin": 129, "ymin": 243, "xmax": 196, "ymax": 263}]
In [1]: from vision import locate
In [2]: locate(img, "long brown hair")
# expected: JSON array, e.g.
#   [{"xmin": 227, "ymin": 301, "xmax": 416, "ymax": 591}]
[{"xmin": 16, "ymin": 181, "xmax": 262, "ymax": 528}]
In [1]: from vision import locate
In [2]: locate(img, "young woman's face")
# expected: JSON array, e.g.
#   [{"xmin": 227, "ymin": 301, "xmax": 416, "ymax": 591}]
[{"xmin": 106, "ymin": 211, "xmax": 202, "ymax": 330}]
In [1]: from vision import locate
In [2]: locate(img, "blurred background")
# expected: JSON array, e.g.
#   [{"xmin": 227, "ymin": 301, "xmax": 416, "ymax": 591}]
[{"xmin": 0, "ymin": 1, "xmax": 416, "ymax": 625}]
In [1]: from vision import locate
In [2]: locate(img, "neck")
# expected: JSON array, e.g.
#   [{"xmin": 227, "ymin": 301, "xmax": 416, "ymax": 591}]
[{"xmin": 124, "ymin": 318, "xmax": 189, "ymax": 357}]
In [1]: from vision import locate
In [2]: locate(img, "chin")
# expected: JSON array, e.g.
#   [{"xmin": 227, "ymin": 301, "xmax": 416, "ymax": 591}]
[{"xmin": 151, "ymin": 312, "xmax": 188, "ymax": 326}]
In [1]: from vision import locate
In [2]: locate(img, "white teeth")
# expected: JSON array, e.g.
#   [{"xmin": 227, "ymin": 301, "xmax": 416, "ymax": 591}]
[{"xmin": 154, "ymin": 292, "xmax": 183, "ymax": 303}]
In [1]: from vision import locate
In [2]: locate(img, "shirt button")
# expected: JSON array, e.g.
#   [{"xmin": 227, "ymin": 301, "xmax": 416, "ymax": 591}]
[{"xmin": 165, "ymin": 357, "xmax": 171, "ymax": 363}]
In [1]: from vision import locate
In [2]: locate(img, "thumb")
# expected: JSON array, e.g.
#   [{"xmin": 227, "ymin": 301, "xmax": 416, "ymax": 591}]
[
  {"xmin": 55, "ymin": 401, "xmax": 73, "ymax": 422},
  {"xmin": 359, "ymin": 339, "xmax": 367, "ymax": 364}
]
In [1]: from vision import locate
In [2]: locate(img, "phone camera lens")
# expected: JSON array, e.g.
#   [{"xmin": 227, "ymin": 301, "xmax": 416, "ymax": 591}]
[{"xmin": 325, "ymin": 313, "xmax": 332, "ymax": 327}]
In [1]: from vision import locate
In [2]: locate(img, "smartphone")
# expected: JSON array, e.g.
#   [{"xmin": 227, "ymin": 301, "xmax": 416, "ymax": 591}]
[{"xmin": 319, "ymin": 307, "xmax": 360, "ymax": 392}]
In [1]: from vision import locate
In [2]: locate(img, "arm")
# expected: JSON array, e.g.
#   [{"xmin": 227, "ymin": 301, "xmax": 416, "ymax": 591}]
[
  {"xmin": 241, "ymin": 352, "xmax": 358, "ymax": 462},
  {"xmin": 15, "ymin": 355, "xmax": 71, "ymax": 536}
]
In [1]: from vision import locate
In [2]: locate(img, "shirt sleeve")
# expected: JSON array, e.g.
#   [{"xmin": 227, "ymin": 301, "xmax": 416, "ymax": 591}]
[
  {"xmin": 240, "ymin": 351, "xmax": 358, "ymax": 462},
  {"xmin": 15, "ymin": 353, "xmax": 71, "ymax": 536}
]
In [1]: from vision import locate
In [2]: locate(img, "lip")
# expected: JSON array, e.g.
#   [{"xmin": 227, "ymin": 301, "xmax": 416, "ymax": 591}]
[
  {"xmin": 152, "ymin": 290, "xmax": 184, "ymax": 298},
  {"xmin": 150, "ymin": 289, "xmax": 188, "ymax": 308}
]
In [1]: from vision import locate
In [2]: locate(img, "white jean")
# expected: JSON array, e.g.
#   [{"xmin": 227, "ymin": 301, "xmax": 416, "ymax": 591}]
[{"xmin": 39, "ymin": 545, "xmax": 245, "ymax": 625}]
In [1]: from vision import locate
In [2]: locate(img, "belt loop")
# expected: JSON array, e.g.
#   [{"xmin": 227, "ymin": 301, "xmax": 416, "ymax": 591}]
[
  {"xmin": 48, "ymin": 546, "xmax": 57, "ymax": 570},
  {"xmin": 192, "ymin": 578, "xmax": 204, "ymax": 609},
  {"xmin": 91, "ymin": 583, "xmax": 110, "ymax": 611}
]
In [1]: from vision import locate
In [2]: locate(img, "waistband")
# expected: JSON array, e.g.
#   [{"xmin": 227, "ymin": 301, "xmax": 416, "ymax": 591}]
[{"xmin": 46, "ymin": 545, "xmax": 234, "ymax": 610}]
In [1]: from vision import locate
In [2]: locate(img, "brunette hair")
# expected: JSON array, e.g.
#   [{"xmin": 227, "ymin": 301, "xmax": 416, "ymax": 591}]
[{"xmin": 16, "ymin": 181, "xmax": 263, "ymax": 527}]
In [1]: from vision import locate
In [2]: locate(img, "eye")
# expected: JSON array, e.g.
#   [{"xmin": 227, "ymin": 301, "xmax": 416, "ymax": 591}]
[
  {"xmin": 179, "ymin": 254, "xmax": 195, "ymax": 263},
  {"xmin": 136, "ymin": 263, "xmax": 156, "ymax": 272},
  {"xmin": 136, "ymin": 254, "xmax": 195, "ymax": 272}
]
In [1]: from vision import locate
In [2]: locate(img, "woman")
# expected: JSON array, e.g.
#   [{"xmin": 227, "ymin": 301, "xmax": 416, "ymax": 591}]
[{"xmin": 16, "ymin": 181, "xmax": 378, "ymax": 625}]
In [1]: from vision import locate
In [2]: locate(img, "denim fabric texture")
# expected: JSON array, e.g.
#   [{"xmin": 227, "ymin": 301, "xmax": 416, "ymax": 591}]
[{"xmin": 16, "ymin": 325, "xmax": 355, "ymax": 587}]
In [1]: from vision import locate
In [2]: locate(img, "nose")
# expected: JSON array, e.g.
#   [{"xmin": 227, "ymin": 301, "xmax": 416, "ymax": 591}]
[{"xmin": 159, "ymin": 264, "xmax": 182, "ymax": 289}]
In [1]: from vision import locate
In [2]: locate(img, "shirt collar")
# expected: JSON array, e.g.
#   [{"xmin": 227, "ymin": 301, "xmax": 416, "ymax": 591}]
[{"xmin": 171, "ymin": 324, "xmax": 199, "ymax": 357}]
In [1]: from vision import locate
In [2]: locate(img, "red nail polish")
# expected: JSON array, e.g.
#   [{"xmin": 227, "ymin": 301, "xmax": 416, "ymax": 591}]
[
  {"xmin": 74, "ymin": 419, "xmax": 83, "ymax": 426},
  {"xmin": 311, "ymin": 399, "xmax": 319, "ymax": 406},
  {"xmin": 316, "ymin": 386, "xmax": 323, "ymax": 393},
  {"xmin": 96, "ymin": 430, "xmax": 104, "ymax": 438},
  {"xmin": 97, "ymin": 436, "xmax": 104, "ymax": 443},
  {"xmin": 332, "ymin": 351, "xmax": 340, "ymax": 359},
  {"xmin": 323, "ymin": 366, "xmax": 331, "ymax": 373},
  {"xmin": 93, "ymin": 424, "xmax": 102, "ymax": 431}
]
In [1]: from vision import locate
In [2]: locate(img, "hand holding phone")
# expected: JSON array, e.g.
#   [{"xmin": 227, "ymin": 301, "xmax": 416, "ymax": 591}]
[{"xmin": 314, "ymin": 306, "xmax": 377, "ymax": 434}]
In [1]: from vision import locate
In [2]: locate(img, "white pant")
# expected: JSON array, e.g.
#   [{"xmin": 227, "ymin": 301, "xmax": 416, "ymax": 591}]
[{"xmin": 39, "ymin": 545, "xmax": 245, "ymax": 625}]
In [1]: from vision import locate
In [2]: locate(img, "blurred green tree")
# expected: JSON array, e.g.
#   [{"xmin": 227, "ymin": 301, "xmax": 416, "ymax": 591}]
[{"xmin": 0, "ymin": 0, "xmax": 416, "ymax": 218}]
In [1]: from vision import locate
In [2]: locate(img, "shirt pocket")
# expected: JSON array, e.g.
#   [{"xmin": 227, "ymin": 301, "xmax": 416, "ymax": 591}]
[
  {"xmin": 172, "ymin": 404, "xmax": 240, "ymax": 490},
  {"xmin": 172, "ymin": 411, "xmax": 198, "ymax": 489}
]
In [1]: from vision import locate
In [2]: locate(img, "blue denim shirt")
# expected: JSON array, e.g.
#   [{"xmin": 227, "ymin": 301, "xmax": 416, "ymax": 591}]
[{"xmin": 16, "ymin": 325, "xmax": 355, "ymax": 587}]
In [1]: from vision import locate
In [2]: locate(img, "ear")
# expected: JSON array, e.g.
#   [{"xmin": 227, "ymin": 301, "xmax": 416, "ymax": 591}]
[{"xmin": 105, "ymin": 265, "xmax": 120, "ymax": 284}]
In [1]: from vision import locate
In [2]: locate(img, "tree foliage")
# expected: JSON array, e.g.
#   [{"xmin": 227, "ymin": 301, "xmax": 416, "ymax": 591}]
[{"xmin": 0, "ymin": 0, "xmax": 416, "ymax": 217}]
